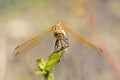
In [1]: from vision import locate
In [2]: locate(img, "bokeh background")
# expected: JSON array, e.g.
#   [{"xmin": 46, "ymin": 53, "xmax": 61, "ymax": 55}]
[{"xmin": 0, "ymin": 0, "xmax": 120, "ymax": 80}]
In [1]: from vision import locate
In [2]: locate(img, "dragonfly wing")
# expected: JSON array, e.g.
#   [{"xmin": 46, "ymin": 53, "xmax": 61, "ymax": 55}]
[
  {"xmin": 13, "ymin": 27, "xmax": 53, "ymax": 56},
  {"xmin": 64, "ymin": 26, "xmax": 103, "ymax": 56}
]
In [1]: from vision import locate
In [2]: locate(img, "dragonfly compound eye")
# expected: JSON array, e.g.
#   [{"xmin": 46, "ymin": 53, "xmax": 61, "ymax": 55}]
[{"xmin": 54, "ymin": 32, "xmax": 65, "ymax": 40}]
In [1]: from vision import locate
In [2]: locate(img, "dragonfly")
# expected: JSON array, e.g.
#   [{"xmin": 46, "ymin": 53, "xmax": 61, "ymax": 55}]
[{"xmin": 13, "ymin": 21, "xmax": 102, "ymax": 56}]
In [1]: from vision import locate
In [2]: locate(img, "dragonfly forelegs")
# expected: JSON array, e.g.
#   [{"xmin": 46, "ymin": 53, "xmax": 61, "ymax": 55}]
[
  {"xmin": 54, "ymin": 38, "xmax": 69, "ymax": 51},
  {"xmin": 63, "ymin": 38, "xmax": 69, "ymax": 48},
  {"xmin": 54, "ymin": 39, "xmax": 60, "ymax": 51}
]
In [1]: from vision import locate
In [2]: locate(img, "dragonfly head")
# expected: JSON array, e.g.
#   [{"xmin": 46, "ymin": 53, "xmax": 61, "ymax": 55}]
[{"xmin": 53, "ymin": 21, "xmax": 66, "ymax": 40}]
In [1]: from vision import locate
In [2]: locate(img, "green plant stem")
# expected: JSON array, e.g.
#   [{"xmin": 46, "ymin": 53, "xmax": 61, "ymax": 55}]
[
  {"xmin": 44, "ymin": 72, "xmax": 50, "ymax": 80},
  {"xmin": 44, "ymin": 75, "xmax": 49, "ymax": 80}
]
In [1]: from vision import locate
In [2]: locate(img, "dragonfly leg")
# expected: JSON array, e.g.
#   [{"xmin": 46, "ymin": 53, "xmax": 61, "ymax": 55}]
[
  {"xmin": 54, "ymin": 39, "xmax": 60, "ymax": 51},
  {"xmin": 60, "ymin": 40, "xmax": 63, "ymax": 48},
  {"xmin": 64, "ymin": 38, "xmax": 68, "ymax": 41},
  {"xmin": 54, "ymin": 38, "xmax": 69, "ymax": 51},
  {"xmin": 62, "ymin": 38, "xmax": 69, "ymax": 49}
]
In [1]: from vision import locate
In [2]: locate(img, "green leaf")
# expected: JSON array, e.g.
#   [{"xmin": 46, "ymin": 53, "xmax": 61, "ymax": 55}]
[
  {"xmin": 45, "ymin": 50, "xmax": 65, "ymax": 71},
  {"xmin": 35, "ymin": 71, "xmax": 47, "ymax": 75},
  {"xmin": 49, "ymin": 74, "xmax": 54, "ymax": 80},
  {"xmin": 36, "ymin": 58, "xmax": 46, "ymax": 70}
]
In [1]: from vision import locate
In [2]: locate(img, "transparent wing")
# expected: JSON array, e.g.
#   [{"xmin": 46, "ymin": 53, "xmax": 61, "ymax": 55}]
[
  {"xmin": 13, "ymin": 27, "xmax": 53, "ymax": 56},
  {"xmin": 64, "ymin": 26, "xmax": 103, "ymax": 56}
]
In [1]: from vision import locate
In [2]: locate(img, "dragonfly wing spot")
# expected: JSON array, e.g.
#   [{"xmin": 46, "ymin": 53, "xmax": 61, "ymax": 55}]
[
  {"xmin": 14, "ymin": 51, "xmax": 20, "ymax": 56},
  {"xmin": 98, "ymin": 48, "xmax": 103, "ymax": 53},
  {"xmin": 15, "ymin": 45, "xmax": 20, "ymax": 49}
]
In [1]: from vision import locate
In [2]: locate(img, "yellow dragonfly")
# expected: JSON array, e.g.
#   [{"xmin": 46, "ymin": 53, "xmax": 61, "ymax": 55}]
[{"xmin": 13, "ymin": 21, "xmax": 102, "ymax": 56}]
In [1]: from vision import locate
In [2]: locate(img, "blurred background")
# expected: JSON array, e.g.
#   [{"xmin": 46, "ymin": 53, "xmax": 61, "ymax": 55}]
[{"xmin": 0, "ymin": 0, "xmax": 120, "ymax": 80}]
